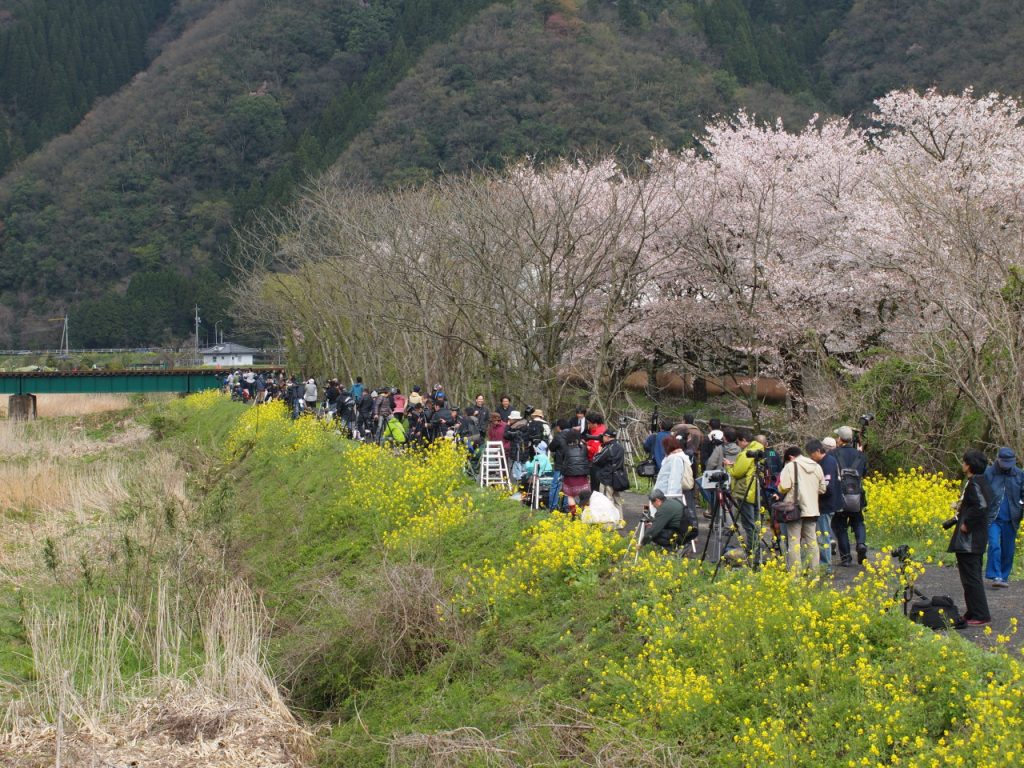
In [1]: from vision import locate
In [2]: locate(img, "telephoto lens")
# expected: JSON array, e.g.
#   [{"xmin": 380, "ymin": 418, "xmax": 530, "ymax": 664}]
[{"xmin": 942, "ymin": 517, "xmax": 958, "ymax": 530}]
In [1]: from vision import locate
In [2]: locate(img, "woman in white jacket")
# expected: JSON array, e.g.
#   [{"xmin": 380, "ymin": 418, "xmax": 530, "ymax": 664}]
[{"xmin": 654, "ymin": 435, "xmax": 693, "ymax": 502}]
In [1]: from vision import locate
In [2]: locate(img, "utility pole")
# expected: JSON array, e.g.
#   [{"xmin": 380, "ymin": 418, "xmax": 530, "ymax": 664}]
[
  {"xmin": 194, "ymin": 305, "xmax": 201, "ymax": 365},
  {"xmin": 60, "ymin": 314, "xmax": 69, "ymax": 357}
]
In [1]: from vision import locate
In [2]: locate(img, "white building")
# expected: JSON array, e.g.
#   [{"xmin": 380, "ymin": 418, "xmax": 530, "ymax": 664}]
[{"xmin": 200, "ymin": 342, "xmax": 259, "ymax": 368}]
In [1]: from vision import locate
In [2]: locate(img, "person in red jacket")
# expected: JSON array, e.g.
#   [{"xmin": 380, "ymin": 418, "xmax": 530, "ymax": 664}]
[{"xmin": 585, "ymin": 412, "xmax": 607, "ymax": 490}]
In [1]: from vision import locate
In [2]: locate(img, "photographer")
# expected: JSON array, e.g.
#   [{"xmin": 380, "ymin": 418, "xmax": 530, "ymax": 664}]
[
  {"xmin": 592, "ymin": 429, "xmax": 627, "ymax": 515},
  {"xmin": 643, "ymin": 489, "xmax": 695, "ymax": 549},
  {"xmin": 984, "ymin": 447, "xmax": 1024, "ymax": 588},
  {"xmin": 833, "ymin": 426, "xmax": 869, "ymax": 565},
  {"xmin": 728, "ymin": 430, "xmax": 765, "ymax": 559},
  {"xmin": 947, "ymin": 451, "xmax": 994, "ymax": 626}
]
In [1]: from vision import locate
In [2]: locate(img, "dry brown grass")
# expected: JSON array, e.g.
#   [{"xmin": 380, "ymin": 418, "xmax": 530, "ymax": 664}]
[
  {"xmin": 0, "ymin": 451, "xmax": 194, "ymax": 581},
  {"xmin": 386, "ymin": 706, "xmax": 693, "ymax": 768},
  {"xmin": 0, "ymin": 393, "xmax": 135, "ymax": 419},
  {"xmin": 2, "ymin": 583, "xmax": 315, "ymax": 767},
  {"xmin": 0, "ymin": 399, "xmax": 314, "ymax": 767}
]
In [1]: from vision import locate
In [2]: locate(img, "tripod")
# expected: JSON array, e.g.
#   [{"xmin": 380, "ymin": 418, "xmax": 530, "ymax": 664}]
[
  {"xmin": 699, "ymin": 482, "xmax": 739, "ymax": 567},
  {"xmin": 623, "ymin": 508, "xmax": 654, "ymax": 566}
]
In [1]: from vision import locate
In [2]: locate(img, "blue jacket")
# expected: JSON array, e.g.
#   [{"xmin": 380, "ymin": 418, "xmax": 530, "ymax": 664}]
[
  {"xmin": 983, "ymin": 463, "xmax": 1024, "ymax": 526},
  {"xmin": 643, "ymin": 430, "xmax": 673, "ymax": 472},
  {"xmin": 816, "ymin": 452, "xmax": 842, "ymax": 515}
]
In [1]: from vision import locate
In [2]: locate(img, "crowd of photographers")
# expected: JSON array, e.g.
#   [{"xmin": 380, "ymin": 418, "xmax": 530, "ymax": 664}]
[{"xmin": 222, "ymin": 370, "xmax": 1022, "ymax": 624}]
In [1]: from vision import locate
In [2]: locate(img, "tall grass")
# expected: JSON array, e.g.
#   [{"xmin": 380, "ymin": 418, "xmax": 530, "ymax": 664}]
[{"xmin": 0, "ymin": 393, "xmax": 135, "ymax": 419}]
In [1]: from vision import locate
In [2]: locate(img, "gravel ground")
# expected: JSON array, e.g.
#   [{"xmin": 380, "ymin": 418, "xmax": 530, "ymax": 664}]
[{"xmin": 617, "ymin": 488, "xmax": 1023, "ymax": 650}]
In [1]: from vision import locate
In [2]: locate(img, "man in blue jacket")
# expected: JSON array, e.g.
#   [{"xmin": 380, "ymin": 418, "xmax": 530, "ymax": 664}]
[
  {"xmin": 984, "ymin": 446, "xmax": 1024, "ymax": 588},
  {"xmin": 809, "ymin": 439, "xmax": 841, "ymax": 572}
]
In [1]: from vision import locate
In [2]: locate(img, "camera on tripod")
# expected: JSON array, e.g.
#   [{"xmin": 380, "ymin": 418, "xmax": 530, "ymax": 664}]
[
  {"xmin": 745, "ymin": 449, "xmax": 767, "ymax": 461},
  {"xmin": 701, "ymin": 470, "xmax": 731, "ymax": 489}
]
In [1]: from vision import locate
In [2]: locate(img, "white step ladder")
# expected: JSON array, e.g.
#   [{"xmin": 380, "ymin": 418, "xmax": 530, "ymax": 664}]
[{"xmin": 479, "ymin": 441, "xmax": 512, "ymax": 489}]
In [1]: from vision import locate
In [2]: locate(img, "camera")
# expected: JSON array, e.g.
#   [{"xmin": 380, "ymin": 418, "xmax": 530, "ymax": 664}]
[
  {"xmin": 890, "ymin": 544, "xmax": 911, "ymax": 561},
  {"xmin": 745, "ymin": 449, "xmax": 767, "ymax": 460},
  {"xmin": 701, "ymin": 470, "xmax": 730, "ymax": 489},
  {"xmin": 859, "ymin": 413, "xmax": 875, "ymax": 426},
  {"xmin": 942, "ymin": 517, "xmax": 959, "ymax": 530}
]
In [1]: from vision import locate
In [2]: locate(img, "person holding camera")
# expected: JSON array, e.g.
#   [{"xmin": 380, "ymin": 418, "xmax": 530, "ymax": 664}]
[
  {"xmin": 592, "ymin": 429, "xmax": 627, "ymax": 515},
  {"xmin": 947, "ymin": 451, "xmax": 994, "ymax": 626},
  {"xmin": 728, "ymin": 430, "xmax": 765, "ymax": 559},
  {"xmin": 777, "ymin": 445, "xmax": 828, "ymax": 572},
  {"xmin": 984, "ymin": 447, "xmax": 1024, "ymax": 588},
  {"xmin": 643, "ymin": 489, "xmax": 689, "ymax": 549}
]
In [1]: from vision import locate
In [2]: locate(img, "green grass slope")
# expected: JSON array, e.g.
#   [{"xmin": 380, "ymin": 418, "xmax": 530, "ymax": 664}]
[{"xmin": 173, "ymin": 394, "xmax": 1024, "ymax": 767}]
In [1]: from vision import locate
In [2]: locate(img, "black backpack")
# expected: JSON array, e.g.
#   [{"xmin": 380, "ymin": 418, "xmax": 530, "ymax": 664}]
[
  {"xmin": 835, "ymin": 450, "xmax": 864, "ymax": 514},
  {"xmin": 909, "ymin": 595, "xmax": 963, "ymax": 630}
]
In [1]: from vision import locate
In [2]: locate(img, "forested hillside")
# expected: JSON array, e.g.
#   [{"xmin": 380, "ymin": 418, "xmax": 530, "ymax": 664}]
[
  {"xmin": 0, "ymin": 0, "xmax": 173, "ymax": 174},
  {"xmin": 1, "ymin": 0, "xmax": 1023, "ymax": 347}
]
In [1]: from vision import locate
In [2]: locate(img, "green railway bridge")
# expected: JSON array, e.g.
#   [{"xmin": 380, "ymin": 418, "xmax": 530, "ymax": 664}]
[{"xmin": 1, "ymin": 369, "xmax": 223, "ymax": 419}]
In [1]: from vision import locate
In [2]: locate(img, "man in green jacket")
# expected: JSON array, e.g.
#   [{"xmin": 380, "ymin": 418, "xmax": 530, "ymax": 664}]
[{"xmin": 728, "ymin": 430, "xmax": 765, "ymax": 561}]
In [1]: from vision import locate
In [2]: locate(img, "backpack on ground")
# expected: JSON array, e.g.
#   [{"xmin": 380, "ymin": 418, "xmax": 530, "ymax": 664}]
[{"xmin": 909, "ymin": 595, "xmax": 963, "ymax": 631}]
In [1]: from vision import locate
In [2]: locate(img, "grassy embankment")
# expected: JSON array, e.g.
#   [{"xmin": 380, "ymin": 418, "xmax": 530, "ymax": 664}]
[
  {"xmin": 0, "ymin": 394, "xmax": 311, "ymax": 766},
  {"xmin": 172, "ymin": 393, "xmax": 1024, "ymax": 767}
]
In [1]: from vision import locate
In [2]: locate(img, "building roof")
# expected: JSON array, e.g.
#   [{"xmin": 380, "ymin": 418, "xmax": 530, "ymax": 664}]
[{"xmin": 199, "ymin": 342, "xmax": 259, "ymax": 355}]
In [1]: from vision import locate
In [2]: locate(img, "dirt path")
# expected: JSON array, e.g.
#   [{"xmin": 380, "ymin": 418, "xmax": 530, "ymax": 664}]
[{"xmin": 618, "ymin": 489, "xmax": 1023, "ymax": 650}]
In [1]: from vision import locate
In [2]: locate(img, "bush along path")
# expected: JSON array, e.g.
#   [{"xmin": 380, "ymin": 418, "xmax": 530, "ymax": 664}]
[{"xmin": 174, "ymin": 393, "xmax": 1024, "ymax": 768}]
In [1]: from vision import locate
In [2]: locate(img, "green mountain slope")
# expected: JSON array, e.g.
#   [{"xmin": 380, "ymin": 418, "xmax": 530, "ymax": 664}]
[
  {"xmin": 0, "ymin": 0, "xmax": 490, "ymax": 346},
  {"xmin": 336, "ymin": 1, "xmax": 737, "ymax": 186},
  {"xmin": 0, "ymin": 0, "xmax": 174, "ymax": 173},
  {"xmin": 823, "ymin": 0, "xmax": 1024, "ymax": 112},
  {"xmin": 1, "ymin": 0, "xmax": 1023, "ymax": 347}
]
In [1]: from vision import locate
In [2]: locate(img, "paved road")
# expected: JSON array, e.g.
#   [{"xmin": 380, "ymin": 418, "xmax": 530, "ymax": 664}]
[{"xmin": 617, "ymin": 487, "xmax": 1023, "ymax": 650}]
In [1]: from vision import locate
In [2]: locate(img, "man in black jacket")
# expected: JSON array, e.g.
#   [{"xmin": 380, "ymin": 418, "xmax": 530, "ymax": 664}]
[
  {"xmin": 833, "ymin": 426, "xmax": 869, "ymax": 565},
  {"xmin": 592, "ymin": 430, "xmax": 627, "ymax": 514},
  {"xmin": 465, "ymin": 394, "xmax": 490, "ymax": 437},
  {"xmin": 547, "ymin": 419, "xmax": 570, "ymax": 511}
]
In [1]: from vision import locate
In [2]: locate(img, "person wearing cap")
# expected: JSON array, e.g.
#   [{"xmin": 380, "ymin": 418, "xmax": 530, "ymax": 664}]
[
  {"xmin": 983, "ymin": 447, "xmax": 1024, "ymax": 588},
  {"xmin": 407, "ymin": 385, "xmax": 422, "ymax": 407},
  {"xmin": 527, "ymin": 408, "xmax": 552, "ymax": 446},
  {"xmin": 302, "ymin": 377, "xmax": 318, "ymax": 414},
  {"xmin": 592, "ymin": 429, "xmax": 627, "ymax": 514},
  {"xmin": 642, "ymin": 489, "xmax": 687, "ymax": 549},
  {"xmin": 832, "ymin": 425, "xmax": 868, "ymax": 565}
]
